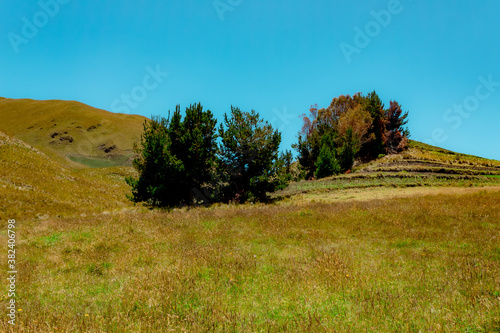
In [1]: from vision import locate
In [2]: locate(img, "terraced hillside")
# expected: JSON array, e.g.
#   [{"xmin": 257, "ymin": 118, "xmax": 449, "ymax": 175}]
[
  {"xmin": 275, "ymin": 140, "xmax": 500, "ymax": 199},
  {"xmin": 361, "ymin": 141, "xmax": 500, "ymax": 176},
  {"xmin": 0, "ymin": 98, "xmax": 148, "ymax": 167}
]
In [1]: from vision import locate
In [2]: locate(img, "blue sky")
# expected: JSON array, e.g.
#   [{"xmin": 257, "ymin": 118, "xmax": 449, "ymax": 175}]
[{"xmin": 1, "ymin": 0, "xmax": 499, "ymax": 160}]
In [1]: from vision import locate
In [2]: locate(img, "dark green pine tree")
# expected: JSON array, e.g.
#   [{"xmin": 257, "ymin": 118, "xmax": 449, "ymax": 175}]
[
  {"xmin": 360, "ymin": 91, "xmax": 386, "ymax": 159},
  {"xmin": 314, "ymin": 132, "xmax": 340, "ymax": 179},
  {"xmin": 126, "ymin": 104, "xmax": 218, "ymax": 207},
  {"xmin": 126, "ymin": 116, "xmax": 184, "ymax": 207},
  {"xmin": 338, "ymin": 127, "xmax": 358, "ymax": 172},
  {"xmin": 169, "ymin": 103, "xmax": 218, "ymax": 204},
  {"xmin": 217, "ymin": 107, "xmax": 281, "ymax": 202}
]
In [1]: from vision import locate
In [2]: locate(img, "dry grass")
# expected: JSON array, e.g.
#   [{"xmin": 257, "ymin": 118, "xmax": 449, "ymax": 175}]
[
  {"xmin": 1, "ymin": 189, "xmax": 499, "ymax": 332},
  {"xmin": 0, "ymin": 131, "xmax": 138, "ymax": 221},
  {"xmin": 0, "ymin": 98, "xmax": 147, "ymax": 166},
  {"xmin": 287, "ymin": 184, "xmax": 500, "ymax": 204}
]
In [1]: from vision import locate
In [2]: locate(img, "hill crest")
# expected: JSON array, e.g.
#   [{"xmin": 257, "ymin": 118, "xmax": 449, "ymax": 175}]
[{"xmin": 0, "ymin": 98, "xmax": 148, "ymax": 167}]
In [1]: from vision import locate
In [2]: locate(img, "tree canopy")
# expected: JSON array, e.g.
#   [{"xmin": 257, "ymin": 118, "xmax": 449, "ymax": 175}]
[
  {"xmin": 293, "ymin": 91, "xmax": 410, "ymax": 179},
  {"xmin": 127, "ymin": 93, "xmax": 411, "ymax": 207},
  {"xmin": 217, "ymin": 107, "xmax": 283, "ymax": 203},
  {"xmin": 126, "ymin": 104, "xmax": 218, "ymax": 207},
  {"xmin": 127, "ymin": 104, "xmax": 288, "ymax": 207}
]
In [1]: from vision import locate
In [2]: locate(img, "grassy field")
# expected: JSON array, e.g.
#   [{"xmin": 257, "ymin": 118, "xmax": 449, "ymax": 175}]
[
  {"xmin": 2, "ymin": 123, "xmax": 500, "ymax": 331},
  {"xmin": 1, "ymin": 188, "xmax": 499, "ymax": 332}
]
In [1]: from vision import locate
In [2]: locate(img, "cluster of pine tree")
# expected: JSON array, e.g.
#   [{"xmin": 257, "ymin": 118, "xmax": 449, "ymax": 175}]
[
  {"xmin": 126, "ymin": 104, "xmax": 292, "ymax": 207},
  {"xmin": 293, "ymin": 91, "xmax": 409, "ymax": 179}
]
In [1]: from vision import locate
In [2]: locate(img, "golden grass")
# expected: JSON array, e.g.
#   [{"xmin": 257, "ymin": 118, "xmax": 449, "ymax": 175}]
[
  {"xmin": 1, "ymin": 189, "xmax": 499, "ymax": 332},
  {"xmin": 288, "ymin": 184, "xmax": 500, "ymax": 204},
  {"xmin": 0, "ymin": 131, "xmax": 138, "ymax": 221},
  {"xmin": 405, "ymin": 141, "xmax": 500, "ymax": 168},
  {"xmin": 0, "ymin": 98, "xmax": 147, "ymax": 166}
]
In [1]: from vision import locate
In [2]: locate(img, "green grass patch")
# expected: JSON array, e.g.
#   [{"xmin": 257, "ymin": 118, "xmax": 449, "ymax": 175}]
[
  {"xmin": 40, "ymin": 232, "xmax": 63, "ymax": 246},
  {"xmin": 68, "ymin": 154, "xmax": 130, "ymax": 168}
]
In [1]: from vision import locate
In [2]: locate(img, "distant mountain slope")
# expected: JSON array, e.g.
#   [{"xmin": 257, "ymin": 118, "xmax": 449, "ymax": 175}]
[
  {"xmin": 0, "ymin": 130, "xmax": 136, "ymax": 221},
  {"xmin": 0, "ymin": 98, "xmax": 148, "ymax": 167}
]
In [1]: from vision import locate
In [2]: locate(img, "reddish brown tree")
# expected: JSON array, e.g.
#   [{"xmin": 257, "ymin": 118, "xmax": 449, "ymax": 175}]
[{"xmin": 384, "ymin": 101, "xmax": 410, "ymax": 154}]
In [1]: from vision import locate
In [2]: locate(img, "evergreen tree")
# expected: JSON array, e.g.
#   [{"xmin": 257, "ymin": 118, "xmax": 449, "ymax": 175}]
[
  {"xmin": 126, "ymin": 104, "xmax": 218, "ymax": 207},
  {"xmin": 274, "ymin": 150, "xmax": 294, "ymax": 190},
  {"xmin": 218, "ymin": 107, "xmax": 281, "ymax": 202},
  {"xmin": 361, "ymin": 91, "xmax": 386, "ymax": 159},
  {"xmin": 338, "ymin": 127, "xmax": 358, "ymax": 172},
  {"xmin": 314, "ymin": 133, "xmax": 340, "ymax": 179},
  {"xmin": 126, "ymin": 116, "xmax": 185, "ymax": 206},
  {"xmin": 173, "ymin": 103, "xmax": 218, "ymax": 202}
]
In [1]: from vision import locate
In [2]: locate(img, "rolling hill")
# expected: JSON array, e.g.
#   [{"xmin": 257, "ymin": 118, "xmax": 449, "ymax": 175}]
[
  {"xmin": 0, "ymin": 130, "xmax": 137, "ymax": 221},
  {"xmin": 1, "ymin": 96, "xmax": 499, "ymax": 219},
  {"xmin": 0, "ymin": 98, "xmax": 148, "ymax": 167}
]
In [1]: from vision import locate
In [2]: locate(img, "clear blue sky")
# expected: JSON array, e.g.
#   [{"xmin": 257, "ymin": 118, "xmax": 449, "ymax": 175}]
[{"xmin": 1, "ymin": 0, "xmax": 499, "ymax": 160}]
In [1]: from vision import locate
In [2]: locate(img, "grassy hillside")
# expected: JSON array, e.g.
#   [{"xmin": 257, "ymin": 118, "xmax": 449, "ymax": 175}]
[
  {"xmin": 0, "ymin": 131, "xmax": 138, "ymax": 221},
  {"xmin": 0, "ymin": 98, "xmax": 148, "ymax": 167},
  {"xmin": 276, "ymin": 140, "xmax": 500, "ymax": 199},
  {"xmin": 364, "ymin": 140, "xmax": 500, "ymax": 173}
]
